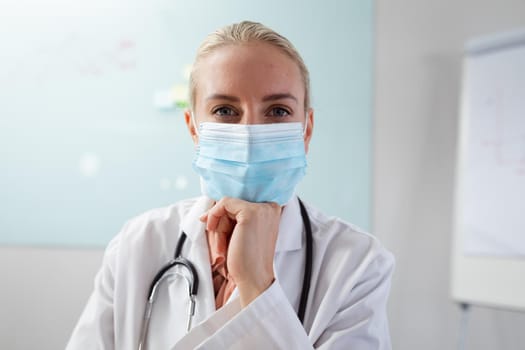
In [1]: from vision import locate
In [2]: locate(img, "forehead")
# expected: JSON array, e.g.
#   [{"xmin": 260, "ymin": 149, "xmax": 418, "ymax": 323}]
[{"xmin": 194, "ymin": 42, "xmax": 304, "ymax": 102}]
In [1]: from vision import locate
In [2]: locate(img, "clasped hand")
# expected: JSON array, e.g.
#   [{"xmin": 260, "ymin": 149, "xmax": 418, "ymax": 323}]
[{"xmin": 200, "ymin": 197, "xmax": 281, "ymax": 307}]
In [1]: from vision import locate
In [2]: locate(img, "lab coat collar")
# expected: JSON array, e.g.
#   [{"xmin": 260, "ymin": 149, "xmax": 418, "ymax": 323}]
[
  {"xmin": 275, "ymin": 195, "xmax": 303, "ymax": 253},
  {"xmin": 180, "ymin": 195, "xmax": 304, "ymax": 253},
  {"xmin": 181, "ymin": 196, "xmax": 214, "ymax": 243}
]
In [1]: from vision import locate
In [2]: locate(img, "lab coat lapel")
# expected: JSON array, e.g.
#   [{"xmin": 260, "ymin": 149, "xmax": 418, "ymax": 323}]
[
  {"xmin": 275, "ymin": 195, "xmax": 304, "ymax": 253},
  {"xmin": 180, "ymin": 197, "xmax": 216, "ymax": 324},
  {"xmin": 274, "ymin": 196, "xmax": 306, "ymax": 314}
]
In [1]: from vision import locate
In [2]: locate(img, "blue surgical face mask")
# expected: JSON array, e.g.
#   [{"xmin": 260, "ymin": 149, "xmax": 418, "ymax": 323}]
[{"xmin": 192, "ymin": 121, "xmax": 307, "ymax": 205}]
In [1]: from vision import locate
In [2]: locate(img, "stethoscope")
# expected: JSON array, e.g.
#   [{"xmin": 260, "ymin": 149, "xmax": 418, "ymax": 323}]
[{"xmin": 138, "ymin": 197, "xmax": 313, "ymax": 350}]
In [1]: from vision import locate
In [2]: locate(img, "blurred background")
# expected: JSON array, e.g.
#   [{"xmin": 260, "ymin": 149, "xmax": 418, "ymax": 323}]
[{"xmin": 1, "ymin": 0, "xmax": 524, "ymax": 348}]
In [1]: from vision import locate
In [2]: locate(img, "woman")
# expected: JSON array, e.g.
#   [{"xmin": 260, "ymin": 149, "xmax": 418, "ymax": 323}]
[{"xmin": 67, "ymin": 21, "xmax": 394, "ymax": 350}]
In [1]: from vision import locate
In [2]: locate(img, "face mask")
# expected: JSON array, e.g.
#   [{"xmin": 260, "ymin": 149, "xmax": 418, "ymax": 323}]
[{"xmin": 192, "ymin": 121, "xmax": 307, "ymax": 205}]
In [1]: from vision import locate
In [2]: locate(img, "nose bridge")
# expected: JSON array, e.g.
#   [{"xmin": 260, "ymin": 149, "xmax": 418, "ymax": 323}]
[{"xmin": 240, "ymin": 98, "xmax": 260, "ymax": 125}]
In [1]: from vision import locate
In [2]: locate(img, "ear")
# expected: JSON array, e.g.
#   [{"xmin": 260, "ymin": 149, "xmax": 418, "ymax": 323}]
[
  {"xmin": 184, "ymin": 109, "xmax": 199, "ymax": 146},
  {"xmin": 304, "ymin": 108, "xmax": 314, "ymax": 154}
]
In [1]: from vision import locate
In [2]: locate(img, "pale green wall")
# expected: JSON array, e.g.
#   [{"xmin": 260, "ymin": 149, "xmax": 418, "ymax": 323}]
[{"xmin": 0, "ymin": 0, "xmax": 373, "ymax": 246}]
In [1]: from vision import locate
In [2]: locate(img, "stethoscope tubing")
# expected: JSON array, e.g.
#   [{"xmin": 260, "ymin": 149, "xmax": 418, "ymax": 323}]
[{"xmin": 297, "ymin": 197, "xmax": 313, "ymax": 324}]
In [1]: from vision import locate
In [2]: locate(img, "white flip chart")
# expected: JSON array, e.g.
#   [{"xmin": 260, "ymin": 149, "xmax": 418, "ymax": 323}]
[{"xmin": 461, "ymin": 31, "xmax": 525, "ymax": 257}]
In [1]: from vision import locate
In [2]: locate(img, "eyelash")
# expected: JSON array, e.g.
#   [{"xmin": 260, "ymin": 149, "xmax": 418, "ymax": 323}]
[
  {"xmin": 267, "ymin": 106, "xmax": 291, "ymax": 118},
  {"xmin": 210, "ymin": 105, "xmax": 293, "ymax": 120},
  {"xmin": 211, "ymin": 106, "xmax": 240, "ymax": 123},
  {"xmin": 212, "ymin": 105, "xmax": 238, "ymax": 116}
]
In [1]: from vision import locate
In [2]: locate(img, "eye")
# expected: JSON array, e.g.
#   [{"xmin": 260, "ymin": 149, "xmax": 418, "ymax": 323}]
[
  {"xmin": 213, "ymin": 106, "xmax": 238, "ymax": 116},
  {"xmin": 267, "ymin": 106, "xmax": 291, "ymax": 118},
  {"xmin": 211, "ymin": 105, "xmax": 241, "ymax": 123}
]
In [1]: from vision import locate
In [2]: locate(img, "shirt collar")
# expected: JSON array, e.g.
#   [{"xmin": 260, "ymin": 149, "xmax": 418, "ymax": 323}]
[{"xmin": 181, "ymin": 195, "xmax": 304, "ymax": 253}]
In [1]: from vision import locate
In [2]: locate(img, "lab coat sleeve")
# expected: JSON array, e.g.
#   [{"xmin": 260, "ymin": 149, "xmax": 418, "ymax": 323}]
[
  {"xmin": 176, "ymin": 247, "xmax": 395, "ymax": 350},
  {"xmin": 175, "ymin": 279, "xmax": 312, "ymax": 350},
  {"xmin": 65, "ymin": 234, "xmax": 120, "ymax": 350}
]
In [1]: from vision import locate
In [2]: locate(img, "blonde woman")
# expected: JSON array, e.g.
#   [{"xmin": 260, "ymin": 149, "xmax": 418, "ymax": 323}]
[{"xmin": 67, "ymin": 21, "xmax": 394, "ymax": 350}]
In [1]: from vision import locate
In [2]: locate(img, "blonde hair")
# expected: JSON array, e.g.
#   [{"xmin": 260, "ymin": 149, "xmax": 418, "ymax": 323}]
[{"xmin": 189, "ymin": 21, "xmax": 311, "ymax": 111}]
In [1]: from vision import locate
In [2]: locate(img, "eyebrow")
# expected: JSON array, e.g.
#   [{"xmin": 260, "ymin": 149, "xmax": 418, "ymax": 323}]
[
  {"xmin": 262, "ymin": 93, "xmax": 298, "ymax": 103},
  {"xmin": 205, "ymin": 93, "xmax": 298, "ymax": 103},
  {"xmin": 206, "ymin": 94, "xmax": 240, "ymax": 102}
]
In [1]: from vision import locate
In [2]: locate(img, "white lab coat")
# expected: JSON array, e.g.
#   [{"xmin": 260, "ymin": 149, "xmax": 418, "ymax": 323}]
[{"xmin": 66, "ymin": 196, "xmax": 394, "ymax": 349}]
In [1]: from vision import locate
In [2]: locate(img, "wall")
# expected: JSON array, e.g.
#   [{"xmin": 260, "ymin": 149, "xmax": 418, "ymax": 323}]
[
  {"xmin": 0, "ymin": 0, "xmax": 373, "ymax": 248},
  {"xmin": 0, "ymin": 247, "xmax": 103, "ymax": 348},
  {"xmin": 0, "ymin": 1, "xmax": 373, "ymax": 349},
  {"xmin": 374, "ymin": 0, "xmax": 525, "ymax": 349}
]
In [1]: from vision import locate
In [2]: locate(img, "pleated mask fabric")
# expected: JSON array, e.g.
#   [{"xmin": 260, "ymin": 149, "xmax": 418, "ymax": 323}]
[{"xmin": 192, "ymin": 122, "xmax": 307, "ymax": 205}]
